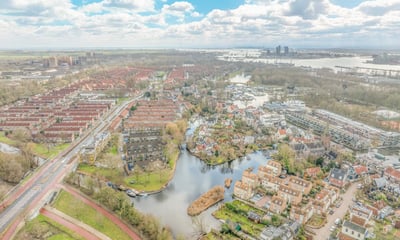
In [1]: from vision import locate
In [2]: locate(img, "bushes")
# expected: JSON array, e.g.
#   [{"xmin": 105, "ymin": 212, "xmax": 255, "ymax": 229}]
[{"xmin": 94, "ymin": 187, "xmax": 173, "ymax": 240}]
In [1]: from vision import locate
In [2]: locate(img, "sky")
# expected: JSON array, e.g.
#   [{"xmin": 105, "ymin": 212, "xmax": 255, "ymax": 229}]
[{"xmin": 0, "ymin": 0, "xmax": 399, "ymax": 49}]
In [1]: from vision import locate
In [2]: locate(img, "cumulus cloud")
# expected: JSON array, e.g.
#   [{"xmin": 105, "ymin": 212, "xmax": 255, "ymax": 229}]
[
  {"xmin": 0, "ymin": 0, "xmax": 399, "ymax": 48},
  {"xmin": 103, "ymin": 0, "xmax": 155, "ymax": 12},
  {"xmin": 357, "ymin": 0, "xmax": 400, "ymax": 16},
  {"xmin": 285, "ymin": 0, "xmax": 329, "ymax": 20}
]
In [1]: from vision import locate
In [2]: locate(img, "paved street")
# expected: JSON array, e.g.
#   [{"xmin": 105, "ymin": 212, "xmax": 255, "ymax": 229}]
[
  {"xmin": 0, "ymin": 96, "xmax": 141, "ymax": 239},
  {"xmin": 41, "ymin": 207, "xmax": 104, "ymax": 240},
  {"xmin": 312, "ymin": 183, "xmax": 358, "ymax": 240}
]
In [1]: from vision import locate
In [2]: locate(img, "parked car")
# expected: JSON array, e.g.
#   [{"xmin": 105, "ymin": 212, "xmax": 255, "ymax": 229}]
[
  {"xmin": 335, "ymin": 218, "xmax": 341, "ymax": 225},
  {"xmin": 330, "ymin": 225, "xmax": 336, "ymax": 232},
  {"xmin": 329, "ymin": 209, "xmax": 334, "ymax": 215}
]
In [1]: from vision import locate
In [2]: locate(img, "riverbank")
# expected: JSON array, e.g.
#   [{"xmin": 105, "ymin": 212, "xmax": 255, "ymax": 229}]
[{"xmin": 187, "ymin": 185, "xmax": 224, "ymax": 216}]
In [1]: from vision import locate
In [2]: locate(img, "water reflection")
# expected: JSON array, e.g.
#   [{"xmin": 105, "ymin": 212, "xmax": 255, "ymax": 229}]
[{"xmin": 132, "ymin": 149, "xmax": 269, "ymax": 238}]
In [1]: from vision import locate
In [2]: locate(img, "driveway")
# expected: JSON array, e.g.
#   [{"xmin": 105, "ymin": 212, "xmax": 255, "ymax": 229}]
[{"xmin": 312, "ymin": 183, "xmax": 358, "ymax": 240}]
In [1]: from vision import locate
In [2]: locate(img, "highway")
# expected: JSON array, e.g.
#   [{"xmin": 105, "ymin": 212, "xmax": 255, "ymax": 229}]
[{"xmin": 0, "ymin": 94, "xmax": 141, "ymax": 239}]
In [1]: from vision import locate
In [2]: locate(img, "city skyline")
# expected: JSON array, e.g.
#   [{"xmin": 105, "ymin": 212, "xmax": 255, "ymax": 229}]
[{"xmin": 0, "ymin": 0, "xmax": 399, "ymax": 49}]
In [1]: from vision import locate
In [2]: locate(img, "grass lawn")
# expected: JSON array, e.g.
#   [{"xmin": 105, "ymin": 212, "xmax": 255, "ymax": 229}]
[
  {"xmin": 202, "ymin": 230, "xmax": 240, "ymax": 240},
  {"xmin": 32, "ymin": 143, "xmax": 70, "ymax": 158},
  {"xmin": 107, "ymin": 145, "xmax": 118, "ymax": 155},
  {"xmin": 78, "ymin": 164, "xmax": 125, "ymax": 184},
  {"xmin": 14, "ymin": 214, "xmax": 84, "ymax": 240},
  {"xmin": 213, "ymin": 200, "xmax": 266, "ymax": 236},
  {"xmin": 307, "ymin": 214, "xmax": 326, "ymax": 228},
  {"xmin": 125, "ymin": 168, "xmax": 173, "ymax": 192},
  {"xmin": 53, "ymin": 190, "xmax": 132, "ymax": 240},
  {"xmin": 0, "ymin": 132, "xmax": 17, "ymax": 145},
  {"xmin": 373, "ymin": 220, "xmax": 399, "ymax": 240}
]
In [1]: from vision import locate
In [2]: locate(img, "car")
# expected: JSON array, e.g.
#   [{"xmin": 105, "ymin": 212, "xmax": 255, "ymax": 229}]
[
  {"xmin": 335, "ymin": 202, "xmax": 341, "ymax": 208},
  {"xmin": 329, "ymin": 209, "xmax": 334, "ymax": 215},
  {"xmin": 335, "ymin": 218, "xmax": 342, "ymax": 225},
  {"xmin": 330, "ymin": 226, "xmax": 336, "ymax": 232}
]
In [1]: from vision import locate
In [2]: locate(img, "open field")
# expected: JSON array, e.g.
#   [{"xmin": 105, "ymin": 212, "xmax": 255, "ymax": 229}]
[
  {"xmin": 14, "ymin": 214, "xmax": 84, "ymax": 240},
  {"xmin": 53, "ymin": 190, "xmax": 132, "ymax": 240}
]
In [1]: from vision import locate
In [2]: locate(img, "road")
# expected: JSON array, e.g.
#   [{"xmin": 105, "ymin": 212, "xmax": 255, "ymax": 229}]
[
  {"xmin": 312, "ymin": 183, "xmax": 358, "ymax": 240},
  {"xmin": 41, "ymin": 207, "xmax": 103, "ymax": 240},
  {"xmin": 0, "ymin": 95, "xmax": 141, "ymax": 239},
  {"xmin": 62, "ymin": 185, "xmax": 141, "ymax": 240}
]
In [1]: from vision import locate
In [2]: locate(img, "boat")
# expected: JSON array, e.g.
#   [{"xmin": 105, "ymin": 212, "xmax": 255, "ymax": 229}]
[
  {"xmin": 126, "ymin": 189, "xmax": 136, "ymax": 197},
  {"xmin": 224, "ymin": 178, "xmax": 232, "ymax": 188}
]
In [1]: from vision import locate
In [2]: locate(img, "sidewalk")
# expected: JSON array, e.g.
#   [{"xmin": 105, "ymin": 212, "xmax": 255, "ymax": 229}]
[
  {"xmin": 41, "ymin": 207, "xmax": 108, "ymax": 240},
  {"xmin": 61, "ymin": 184, "xmax": 141, "ymax": 240}
]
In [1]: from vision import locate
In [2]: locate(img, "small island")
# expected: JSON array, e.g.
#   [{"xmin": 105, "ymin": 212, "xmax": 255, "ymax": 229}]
[{"xmin": 187, "ymin": 185, "xmax": 225, "ymax": 216}]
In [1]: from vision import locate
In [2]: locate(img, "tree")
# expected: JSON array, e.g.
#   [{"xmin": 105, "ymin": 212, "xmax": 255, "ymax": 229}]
[
  {"xmin": 0, "ymin": 157, "xmax": 24, "ymax": 183},
  {"xmin": 274, "ymin": 144, "xmax": 295, "ymax": 174}
]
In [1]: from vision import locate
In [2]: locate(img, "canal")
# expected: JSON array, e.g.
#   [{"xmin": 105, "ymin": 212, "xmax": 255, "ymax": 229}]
[{"xmin": 133, "ymin": 146, "xmax": 270, "ymax": 238}]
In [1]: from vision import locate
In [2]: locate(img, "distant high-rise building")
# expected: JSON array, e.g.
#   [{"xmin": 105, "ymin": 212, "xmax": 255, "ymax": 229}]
[
  {"xmin": 284, "ymin": 46, "xmax": 289, "ymax": 55},
  {"xmin": 49, "ymin": 56, "xmax": 58, "ymax": 68},
  {"xmin": 43, "ymin": 59, "xmax": 50, "ymax": 68},
  {"xmin": 276, "ymin": 45, "xmax": 281, "ymax": 55}
]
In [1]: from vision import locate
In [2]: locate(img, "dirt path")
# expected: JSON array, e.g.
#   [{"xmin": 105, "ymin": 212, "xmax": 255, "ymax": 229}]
[
  {"xmin": 41, "ymin": 207, "xmax": 102, "ymax": 240},
  {"xmin": 61, "ymin": 185, "xmax": 141, "ymax": 240}
]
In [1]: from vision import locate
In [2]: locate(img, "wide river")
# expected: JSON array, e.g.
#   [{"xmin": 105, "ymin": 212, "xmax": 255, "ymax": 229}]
[{"xmin": 132, "ymin": 126, "xmax": 270, "ymax": 238}]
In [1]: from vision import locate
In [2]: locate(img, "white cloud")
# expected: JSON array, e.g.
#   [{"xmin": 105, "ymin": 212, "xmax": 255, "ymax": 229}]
[
  {"xmin": 356, "ymin": 0, "xmax": 400, "ymax": 16},
  {"xmin": 103, "ymin": 0, "xmax": 155, "ymax": 12},
  {"xmin": 0, "ymin": 0, "xmax": 399, "ymax": 49}
]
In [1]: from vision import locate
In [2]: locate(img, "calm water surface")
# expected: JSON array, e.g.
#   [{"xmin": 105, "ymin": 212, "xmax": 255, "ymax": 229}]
[{"xmin": 133, "ymin": 148, "xmax": 269, "ymax": 238}]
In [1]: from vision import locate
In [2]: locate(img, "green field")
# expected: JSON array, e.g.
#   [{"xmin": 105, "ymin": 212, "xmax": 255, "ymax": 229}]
[
  {"xmin": 14, "ymin": 214, "xmax": 84, "ymax": 240},
  {"xmin": 32, "ymin": 143, "xmax": 70, "ymax": 158},
  {"xmin": 53, "ymin": 190, "xmax": 132, "ymax": 240},
  {"xmin": 125, "ymin": 168, "xmax": 172, "ymax": 192},
  {"xmin": 0, "ymin": 132, "xmax": 17, "ymax": 145}
]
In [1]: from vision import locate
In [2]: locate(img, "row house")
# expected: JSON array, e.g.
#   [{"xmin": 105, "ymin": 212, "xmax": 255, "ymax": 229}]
[
  {"xmin": 44, "ymin": 127, "xmax": 83, "ymax": 136},
  {"xmin": 290, "ymin": 201, "xmax": 314, "ymax": 224},
  {"xmin": 0, "ymin": 122, "xmax": 31, "ymax": 130},
  {"xmin": 258, "ymin": 166, "xmax": 276, "ymax": 178},
  {"xmin": 233, "ymin": 180, "xmax": 253, "ymax": 200},
  {"xmin": 313, "ymin": 189, "xmax": 331, "ymax": 214},
  {"xmin": 242, "ymin": 170, "xmax": 259, "ymax": 188},
  {"xmin": 42, "ymin": 133, "xmax": 75, "ymax": 143},
  {"xmin": 80, "ymin": 132, "xmax": 111, "ymax": 165},
  {"xmin": 269, "ymin": 196, "xmax": 287, "ymax": 214},
  {"xmin": 260, "ymin": 174, "xmax": 283, "ymax": 192},
  {"xmin": 288, "ymin": 176, "xmax": 312, "ymax": 195},
  {"xmin": 277, "ymin": 185, "xmax": 302, "ymax": 205},
  {"xmin": 350, "ymin": 205, "xmax": 373, "ymax": 227},
  {"xmin": 265, "ymin": 160, "xmax": 282, "ymax": 176}
]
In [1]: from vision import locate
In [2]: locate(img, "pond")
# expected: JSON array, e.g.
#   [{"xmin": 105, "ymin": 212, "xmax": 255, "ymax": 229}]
[{"xmin": 132, "ymin": 145, "xmax": 270, "ymax": 238}]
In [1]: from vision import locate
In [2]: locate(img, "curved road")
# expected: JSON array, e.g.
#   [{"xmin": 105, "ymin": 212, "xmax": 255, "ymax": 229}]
[
  {"xmin": 62, "ymin": 185, "xmax": 141, "ymax": 240},
  {"xmin": 41, "ymin": 208, "xmax": 102, "ymax": 240}
]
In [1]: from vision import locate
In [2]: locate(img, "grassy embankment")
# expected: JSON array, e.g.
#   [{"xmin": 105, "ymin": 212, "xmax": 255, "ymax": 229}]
[
  {"xmin": 14, "ymin": 214, "xmax": 85, "ymax": 240},
  {"xmin": 53, "ymin": 190, "xmax": 132, "ymax": 240}
]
